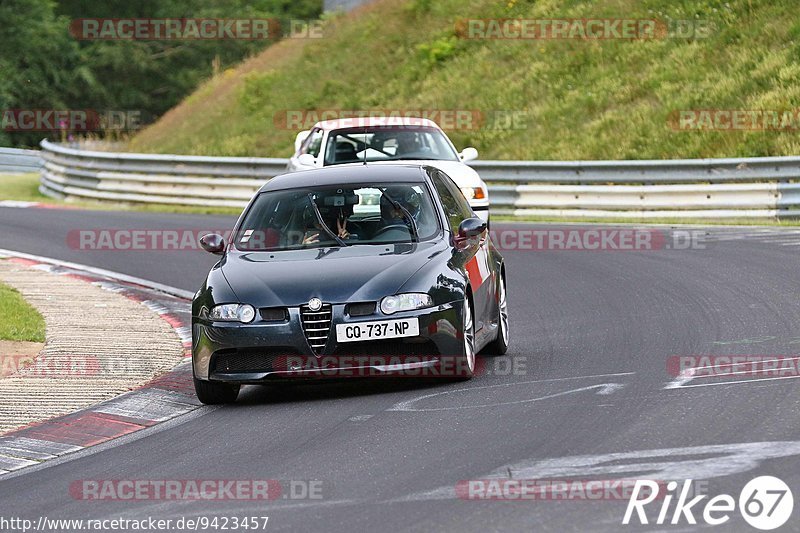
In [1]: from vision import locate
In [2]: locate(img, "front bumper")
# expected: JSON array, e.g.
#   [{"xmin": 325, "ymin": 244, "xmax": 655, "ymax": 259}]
[
  {"xmin": 192, "ymin": 301, "xmax": 464, "ymax": 382},
  {"xmin": 470, "ymin": 202, "xmax": 490, "ymax": 222}
]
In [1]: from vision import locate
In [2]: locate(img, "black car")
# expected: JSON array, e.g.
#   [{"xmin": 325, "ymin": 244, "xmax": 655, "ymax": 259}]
[{"xmin": 192, "ymin": 164, "xmax": 509, "ymax": 404}]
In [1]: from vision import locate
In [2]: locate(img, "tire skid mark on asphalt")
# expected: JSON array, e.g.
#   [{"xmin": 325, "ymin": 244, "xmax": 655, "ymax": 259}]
[
  {"xmin": 131, "ymin": 497, "xmax": 364, "ymax": 517},
  {"xmin": 0, "ymin": 250, "xmax": 198, "ymax": 478},
  {"xmin": 348, "ymin": 414, "xmax": 374, "ymax": 422},
  {"xmin": 699, "ymin": 227, "xmax": 800, "ymax": 247},
  {"xmin": 387, "ymin": 372, "xmax": 634, "ymax": 412},
  {"xmin": 391, "ymin": 440, "xmax": 800, "ymax": 504},
  {"xmin": 666, "ymin": 372, "xmax": 800, "ymax": 389}
]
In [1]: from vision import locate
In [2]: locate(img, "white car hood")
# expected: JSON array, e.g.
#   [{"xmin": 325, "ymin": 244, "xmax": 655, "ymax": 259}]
[{"xmin": 354, "ymin": 159, "xmax": 484, "ymax": 188}]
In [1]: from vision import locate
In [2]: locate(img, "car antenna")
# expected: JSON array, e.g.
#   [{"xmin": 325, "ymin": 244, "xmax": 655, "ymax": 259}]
[{"xmin": 362, "ymin": 125, "xmax": 368, "ymax": 165}]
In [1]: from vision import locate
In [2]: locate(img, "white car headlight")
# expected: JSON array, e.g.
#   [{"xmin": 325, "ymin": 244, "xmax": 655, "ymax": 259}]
[
  {"xmin": 209, "ymin": 303, "xmax": 256, "ymax": 323},
  {"xmin": 460, "ymin": 186, "xmax": 486, "ymax": 201},
  {"xmin": 380, "ymin": 293, "xmax": 433, "ymax": 315}
]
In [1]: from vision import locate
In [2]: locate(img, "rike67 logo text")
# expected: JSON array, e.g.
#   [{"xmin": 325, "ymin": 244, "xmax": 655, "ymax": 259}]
[{"xmin": 623, "ymin": 476, "xmax": 793, "ymax": 530}]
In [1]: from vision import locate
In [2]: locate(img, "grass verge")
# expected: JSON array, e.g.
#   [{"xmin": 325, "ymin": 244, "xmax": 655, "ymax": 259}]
[
  {"xmin": 1, "ymin": 173, "xmax": 242, "ymax": 216},
  {"xmin": 0, "ymin": 275, "xmax": 45, "ymax": 342}
]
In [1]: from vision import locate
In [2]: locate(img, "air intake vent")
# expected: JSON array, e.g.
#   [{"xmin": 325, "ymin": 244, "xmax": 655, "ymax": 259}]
[
  {"xmin": 212, "ymin": 348, "xmax": 299, "ymax": 373},
  {"xmin": 346, "ymin": 302, "xmax": 376, "ymax": 317},
  {"xmin": 300, "ymin": 303, "xmax": 332, "ymax": 354},
  {"xmin": 259, "ymin": 307, "xmax": 288, "ymax": 321}
]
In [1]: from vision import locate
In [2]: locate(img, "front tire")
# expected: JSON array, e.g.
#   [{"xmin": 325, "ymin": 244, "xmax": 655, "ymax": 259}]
[
  {"xmin": 484, "ymin": 274, "xmax": 509, "ymax": 355},
  {"xmin": 194, "ymin": 378, "xmax": 240, "ymax": 404},
  {"xmin": 453, "ymin": 295, "xmax": 476, "ymax": 380}
]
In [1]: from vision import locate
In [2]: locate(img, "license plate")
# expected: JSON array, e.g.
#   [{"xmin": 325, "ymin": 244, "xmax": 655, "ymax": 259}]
[{"xmin": 336, "ymin": 318, "xmax": 419, "ymax": 342}]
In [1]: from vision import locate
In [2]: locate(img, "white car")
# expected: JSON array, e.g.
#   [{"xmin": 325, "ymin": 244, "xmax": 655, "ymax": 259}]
[{"xmin": 286, "ymin": 117, "xmax": 489, "ymax": 221}]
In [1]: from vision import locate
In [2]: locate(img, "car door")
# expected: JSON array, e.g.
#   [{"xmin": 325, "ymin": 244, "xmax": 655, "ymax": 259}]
[{"xmin": 429, "ymin": 169, "xmax": 493, "ymax": 338}]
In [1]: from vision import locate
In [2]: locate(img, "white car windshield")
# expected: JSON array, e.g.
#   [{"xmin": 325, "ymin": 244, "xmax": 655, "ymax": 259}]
[{"xmin": 323, "ymin": 126, "xmax": 460, "ymax": 165}]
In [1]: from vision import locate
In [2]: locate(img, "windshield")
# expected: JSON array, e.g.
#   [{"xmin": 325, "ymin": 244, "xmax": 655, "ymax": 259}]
[
  {"xmin": 234, "ymin": 182, "xmax": 441, "ymax": 251},
  {"xmin": 323, "ymin": 126, "xmax": 460, "ymax": 165}
]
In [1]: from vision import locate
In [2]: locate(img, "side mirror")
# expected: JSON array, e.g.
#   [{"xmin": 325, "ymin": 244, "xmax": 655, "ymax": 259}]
[
  {"xmin": 297, "ymin": 153, "xmax": 317, "ymax": 167},
  {"xmin": 459, "ymin": 147, "xmax": 478, "ymax": 162},
  {"xmin": 199, "ymin": 233, "xmax": 226, "ymax": 255},
  {"xmin": 294, "ymin": 130, "xmax": 311, "ymax": 153},
  {"xmin": 454, "ymin": 217, "xmax": 486, "ymax": 246}
]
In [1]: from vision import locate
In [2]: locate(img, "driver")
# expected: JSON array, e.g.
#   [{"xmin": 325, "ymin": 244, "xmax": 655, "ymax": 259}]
[
  {"xmin": 379, "ymin": 186, "xmax": 421, "ymax": 230},
  {"xmin": 394, "ymin": 131, "xmax": 419, "ymax": 157}
]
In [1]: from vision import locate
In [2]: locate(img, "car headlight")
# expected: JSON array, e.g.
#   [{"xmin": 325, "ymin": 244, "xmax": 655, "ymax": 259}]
[
  {"xmin": 380, "ymin": 293, "xmax": 433, "ymax": 315},
  {"xmin": 209, "ymin": 303, "xmax": 256, "ymax": 323},
  {"xmin": 460, "ymin": 186, "xmax": 486, "ymax": 200}
]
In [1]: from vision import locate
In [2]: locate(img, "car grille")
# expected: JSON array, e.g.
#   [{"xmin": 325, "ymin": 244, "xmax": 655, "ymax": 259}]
[
  {"xmin": 301, "ymin": 303, "xmax": 332, "ymax": 354},
  {"xmin": 212, "ymin": 348, "xmax": 299, "ymax": 373}
]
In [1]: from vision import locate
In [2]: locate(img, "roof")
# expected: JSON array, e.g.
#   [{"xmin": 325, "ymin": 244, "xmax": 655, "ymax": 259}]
[
  {"xmin": 314, "ymin": 116, "xmax": 441, "ymax": 131},
  {"xmin": 260, "ymin": 164, "xmax": 429, "ymax": 193}
]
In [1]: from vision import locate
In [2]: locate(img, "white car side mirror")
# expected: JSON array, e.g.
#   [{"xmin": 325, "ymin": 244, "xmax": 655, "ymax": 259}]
[
  {"xmin": 459, "ymin": 147, "xmax": 478, "ymax": 162},
  {"xmin": 294, "ymin": 130, "xmax": 311, "ymax": 153},
  {"xmin": 297, "ymin": 153, "xmax": 317, "ymax": 167}
]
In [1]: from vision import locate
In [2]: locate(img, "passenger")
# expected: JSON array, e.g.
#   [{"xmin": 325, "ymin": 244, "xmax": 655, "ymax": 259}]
[{"xmin": 302, "ymin": 202, "xmax": 351, "ymax": 245}]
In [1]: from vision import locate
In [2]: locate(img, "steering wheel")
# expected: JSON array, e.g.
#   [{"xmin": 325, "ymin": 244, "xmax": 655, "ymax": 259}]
[{"xmin": 372, "ymin": 224, "xmax": 411, "ymax": 240}]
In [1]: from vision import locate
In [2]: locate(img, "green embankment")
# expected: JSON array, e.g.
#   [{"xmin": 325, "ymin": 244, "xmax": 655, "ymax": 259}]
[
  {"xmin": 129, "ymin": 0, "xmax": 800, "ymax": 160},
  {"xmin": 0, "ymin": 278, "xmax": 45, "ymax": 343}
]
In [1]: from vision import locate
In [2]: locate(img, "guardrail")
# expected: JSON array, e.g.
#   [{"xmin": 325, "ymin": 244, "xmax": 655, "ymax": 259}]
[
  {"xmin": 39, "ymin": 140, "xmax": 800, "ymax": 219},
  {"xmin": 0, "ymin": 147, "xmax": 42, "ymax": 174},
  {"xmin": 40, "ymin": 140, "xmax": 286, "ymax": 208}
]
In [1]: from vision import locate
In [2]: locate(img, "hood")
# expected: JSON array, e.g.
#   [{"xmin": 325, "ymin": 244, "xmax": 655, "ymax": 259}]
[
  {"xmin": 350, "ymin": 160, "xmax": 483, "ymax": 188},
  {"xmin": 220, "ymin": 241, "xmax": 446, "ymax": 308}
]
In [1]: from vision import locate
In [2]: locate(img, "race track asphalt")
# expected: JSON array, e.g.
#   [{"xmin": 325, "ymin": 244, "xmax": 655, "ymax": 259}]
[{"xmin": 1, "ymin": 206, "xmax": 799, "ymax": 532}]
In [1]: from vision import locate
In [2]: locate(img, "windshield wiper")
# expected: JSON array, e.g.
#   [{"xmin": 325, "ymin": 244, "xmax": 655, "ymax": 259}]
[
  {"xmin": 307, "ymin": 194, "xmax": 348, "ymax": 247},
  {"xmin": 382, "ymin": 191, "xmax": 419, "ymax": 243}
]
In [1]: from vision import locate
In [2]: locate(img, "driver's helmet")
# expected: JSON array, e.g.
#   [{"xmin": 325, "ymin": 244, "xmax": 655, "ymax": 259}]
[
  {"xmin": 393, "ymin": 131, "xmax": 419, "ymax": 155},
  {"xmin": 369, "ymin": 131, "xmax": 390, "ymax": 152},
  {"xmin": 380, "ymin": 186, "xmax": 421, "ymax": 225}
]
